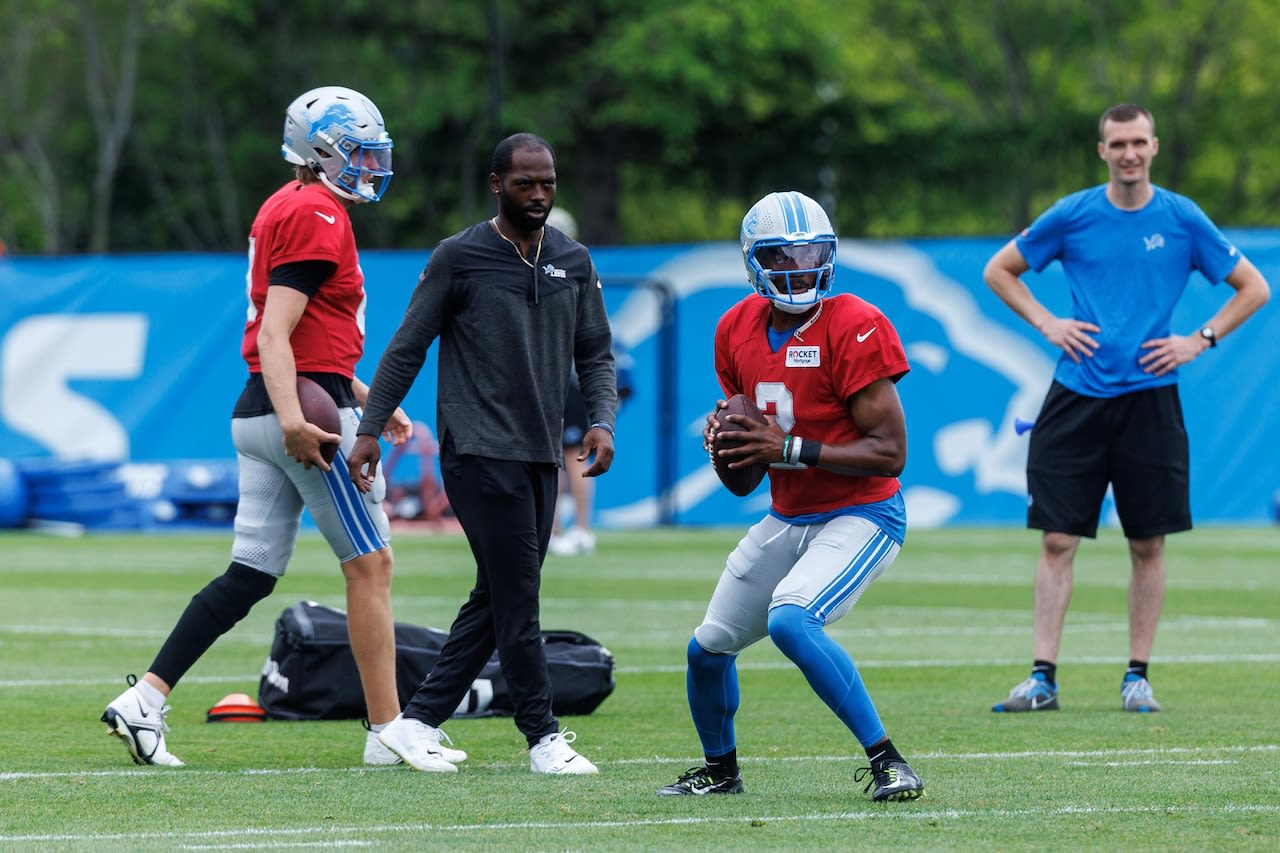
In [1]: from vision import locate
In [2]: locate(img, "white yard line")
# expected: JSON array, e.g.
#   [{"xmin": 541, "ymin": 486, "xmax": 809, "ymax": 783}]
[
  {"xmin": 2, "ymin": 800, "xmax": 1277, "ymax": 847},
  {"xmin": 3, "ymin": 743, "xmax": 1277, "ymax": 783}
]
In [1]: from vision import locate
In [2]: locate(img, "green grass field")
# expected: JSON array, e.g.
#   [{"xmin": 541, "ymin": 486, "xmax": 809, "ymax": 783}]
[{"xmin": 2, "ymin": 525, "xmax": 1277, "ymax": 851}]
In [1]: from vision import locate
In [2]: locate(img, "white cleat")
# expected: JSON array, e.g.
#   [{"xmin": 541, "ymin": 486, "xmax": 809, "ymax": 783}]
[
  {"xmin": 364, "ymin": 729, "xmax": 404, "ymax": 766},
  {"xmin": 101, "ymin": 677, "xmax": 184, "ymax": 767}
]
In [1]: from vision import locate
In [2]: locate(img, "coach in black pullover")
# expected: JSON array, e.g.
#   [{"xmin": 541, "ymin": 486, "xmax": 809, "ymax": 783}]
[{"xmin": 349, "ymin": 133, "xmax": 617, "ymax": 773}]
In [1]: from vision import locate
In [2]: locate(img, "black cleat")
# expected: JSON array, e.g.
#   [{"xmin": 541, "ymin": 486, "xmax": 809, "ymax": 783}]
[
  {"xmin": 656, "ymin": 765, "xmax": 745, "ymax": 796},
  {"xmin": 856, "ymin": 760, "xmax": 924, "ymax": 802}
]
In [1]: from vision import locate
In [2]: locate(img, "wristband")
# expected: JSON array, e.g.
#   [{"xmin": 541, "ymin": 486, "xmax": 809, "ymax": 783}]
[
  {"xmin": 798, "ymin": 439, "xmax": 822, "ymax": 466},
  {"xmin": 788, "ymin": 436, "xmax": 804, "ymax": 465},
  {"xmin": 589, "ymin": 421, "xmax": 614, "ymax": 437},
  {"xmin": 782, "ymin": 434, "xmax": 794, "ymax": 463}
]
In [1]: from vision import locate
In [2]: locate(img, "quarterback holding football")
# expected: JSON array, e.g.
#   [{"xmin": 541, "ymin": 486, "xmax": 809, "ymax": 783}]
[
  {"xmin": 100, "ymin": 87, "xmax": 416, "ymax": 770},
  {"xmin": 660, "ymin": 191, "xmax": 924, "ymax": 802}
]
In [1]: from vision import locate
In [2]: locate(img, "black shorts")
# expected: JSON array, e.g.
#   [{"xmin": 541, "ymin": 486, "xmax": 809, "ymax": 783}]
[
  {"xmin": 561, "ymin": 382, "xmax": 588, "ymax": 449},
  {"xmin": 1026, "ymin": 381, "xmax": 1191, "ymax": 539}
]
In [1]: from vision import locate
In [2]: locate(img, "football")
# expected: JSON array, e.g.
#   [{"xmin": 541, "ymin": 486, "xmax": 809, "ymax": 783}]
[
  {"xmin": 297, "ymin": 376, "xmax": 341, "ymax": 464},
  {"xmin": 711, "ymin": 394, "xmax": 769, "ymax": 497}
]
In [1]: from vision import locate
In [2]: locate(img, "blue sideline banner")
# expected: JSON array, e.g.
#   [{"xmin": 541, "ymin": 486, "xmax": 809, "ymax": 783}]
[{"xmin": 2, "ymin": 233, "xmax": 1278, "ymax": 528}]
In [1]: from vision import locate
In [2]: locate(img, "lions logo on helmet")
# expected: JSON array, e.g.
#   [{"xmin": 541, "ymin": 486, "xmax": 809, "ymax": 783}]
[
  {"xmin": 281, "ymin": 86, "xmax": 393, "ymax": 204},
  {"xmin": 741, "ymin": 191, "xmax": 837, "ymax": 314}
]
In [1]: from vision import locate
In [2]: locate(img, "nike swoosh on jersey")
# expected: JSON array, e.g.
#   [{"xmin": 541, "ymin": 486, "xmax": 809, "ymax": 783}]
[
  {"xmin": 856, "ymin": 326, "xmax": 877, "ymax": 342},
  {"xmin": 314, "ymin": 211, "xmax": 336, "ymax": 224}
]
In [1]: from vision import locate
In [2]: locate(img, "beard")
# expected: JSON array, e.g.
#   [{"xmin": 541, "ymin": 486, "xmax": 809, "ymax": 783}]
[{"xmin": 497, "ymin": 192, "xmax": 549, "ymax": 233}]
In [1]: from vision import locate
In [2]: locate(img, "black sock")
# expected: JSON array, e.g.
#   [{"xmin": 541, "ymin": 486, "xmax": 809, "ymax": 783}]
[
  {"xmin": 865, "ymin": 738, "xmax": 903, "ymax": 767},
  {"xmin": 1033, "ymin": 660, "xmax": 1057, "ymax": 686},
  {"xmin": 1126, "ymin": 660, "xmax": 1149, "ymax": 681},
  {"xmin": 706, "ymin": 749, "xmax": 738, "ymax": 779}
]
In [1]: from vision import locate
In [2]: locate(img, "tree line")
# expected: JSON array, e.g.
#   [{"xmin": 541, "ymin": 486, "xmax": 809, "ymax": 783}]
[{"xmin": 2, "ymin": 0, "xmax": 1277, "ymax": 255}]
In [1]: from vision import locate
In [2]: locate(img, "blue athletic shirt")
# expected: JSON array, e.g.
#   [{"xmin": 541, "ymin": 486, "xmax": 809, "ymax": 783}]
[{"xmin": 1016, "ymin": 184, "xmax": 1241, "ymax": 397}]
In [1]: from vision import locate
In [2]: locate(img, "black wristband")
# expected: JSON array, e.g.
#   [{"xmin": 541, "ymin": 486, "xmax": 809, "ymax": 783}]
[{"xmin": 798, "ymin": 439, "xmax": 822, "ymax": 466}]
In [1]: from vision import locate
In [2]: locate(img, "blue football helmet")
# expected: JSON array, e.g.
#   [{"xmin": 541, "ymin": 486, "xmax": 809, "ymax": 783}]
[
  {"xmin": 741, "ymin": 191, "xmax": 836, "ymax": 314},
  {"xmin": 281, "ymin": 86, "xmax": 393, "ymax": 203}
]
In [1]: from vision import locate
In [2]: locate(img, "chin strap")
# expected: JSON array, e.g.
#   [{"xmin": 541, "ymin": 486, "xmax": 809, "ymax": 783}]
[
  {"xmin": 790, "ymin": 300, "xmax": 824, "ymax": 342},
  {"xmin": 317, "ymin": 171, "xmax": 363, "ymax": 203}
]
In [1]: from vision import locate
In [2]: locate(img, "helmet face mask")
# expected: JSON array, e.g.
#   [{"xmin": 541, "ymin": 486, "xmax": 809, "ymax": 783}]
[
  {"xmin": 740, "ymin": 191, "xmax": 837, "ymax": 314},
  {"xmin": 281, "ymin": 86, "xmax": 393, "ymax": 203}
]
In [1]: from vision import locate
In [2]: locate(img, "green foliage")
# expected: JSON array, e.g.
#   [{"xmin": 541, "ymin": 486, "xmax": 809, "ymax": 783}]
[
  {"xmin": 3, "ymin": 0, "xmax": 1280, "ymax": 253},
  {"xmin": 618, "ymin": 166, "xmax": 747, "ymax": 245},
  {"xmin": 1, "ymin": 526, "xmax": 1278, "ymax": 849}
]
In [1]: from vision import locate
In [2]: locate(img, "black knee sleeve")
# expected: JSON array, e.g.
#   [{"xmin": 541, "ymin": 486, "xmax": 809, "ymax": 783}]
[{"xmin": 149, "ymin": 562, "xmax": 278, "ymax": 687}]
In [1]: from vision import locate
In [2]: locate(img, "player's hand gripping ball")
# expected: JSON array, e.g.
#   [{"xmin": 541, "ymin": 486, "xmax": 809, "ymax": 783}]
[
  {"xmin": 711, "ymin": 394, "xmax": 769, "ymax": 497},
  {"xmin": 297, "ymin": 376, "xmax": 341, "ymax": 464}
]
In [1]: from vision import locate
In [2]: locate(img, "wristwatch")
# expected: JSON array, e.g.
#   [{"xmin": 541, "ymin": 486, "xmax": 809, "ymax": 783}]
[{"xmin": 1199, "ymin": 327, "xmax": 1217, "ymax": 348}]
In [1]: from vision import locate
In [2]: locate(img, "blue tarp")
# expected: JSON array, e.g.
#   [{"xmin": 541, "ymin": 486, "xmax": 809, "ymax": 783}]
[{"xmin": 3, "ymin": 234, "xmax": 1278, "ymax": 528}]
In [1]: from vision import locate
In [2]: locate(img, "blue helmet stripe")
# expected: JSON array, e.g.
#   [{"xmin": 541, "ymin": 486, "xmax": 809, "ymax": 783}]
[{"xmin": 778, "ymin": 191, "xmax": 808, "ymax": 234}]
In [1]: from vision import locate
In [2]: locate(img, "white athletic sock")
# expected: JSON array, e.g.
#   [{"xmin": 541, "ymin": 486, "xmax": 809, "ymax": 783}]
[{"xmin": 134, "ymin": 680, "xmax": 167, "ymax": 711}]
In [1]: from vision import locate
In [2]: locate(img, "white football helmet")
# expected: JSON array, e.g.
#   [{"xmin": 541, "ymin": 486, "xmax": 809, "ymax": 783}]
[
  {"xmin": 546, "ymin": 207, "xmax": 579, "ymax": 239},
  {"xmin": 740, "ymin": 191, "xmax": 836, "ymax": 314},
  {"xmin": 281, "ymin": 86, "xmax": 393, "ymax": 203}
]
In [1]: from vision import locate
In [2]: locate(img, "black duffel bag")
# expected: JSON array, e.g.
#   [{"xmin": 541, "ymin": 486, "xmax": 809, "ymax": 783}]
[{"xmin": 258, "ymin": 600, "xmax": 616, "ymax": 721}]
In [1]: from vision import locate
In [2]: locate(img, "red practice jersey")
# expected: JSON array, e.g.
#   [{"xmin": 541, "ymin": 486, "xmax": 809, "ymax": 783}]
[
  {"xmin": 714, "ymin": 293, "xmax": 910, "ymax": 516},
  {"xmin": 241, "ymin": 182, "xmax": 366, "ymax": 376}
]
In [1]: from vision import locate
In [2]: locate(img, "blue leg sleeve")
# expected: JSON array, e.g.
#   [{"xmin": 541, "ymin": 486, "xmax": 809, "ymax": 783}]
[
  {"xmin": 767, "ymin": 603, "xmax": 885, "ymax": 747},
  {"xmin": 686, "ymin": 635, "xmax": 739, "ymax": 757}
]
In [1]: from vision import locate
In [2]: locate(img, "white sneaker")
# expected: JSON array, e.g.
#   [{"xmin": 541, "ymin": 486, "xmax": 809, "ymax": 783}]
[
  {"xmin": 548, "ymin": 531, "xmax": 577, "ymax": 556},
  {"xmin": 549, "ymin": 528, "xmax": 596, "ymax": 556},
  {"xmin": 377, "ymin": 714, "xmax": 465, "ymax": 772},
  {"xmin": 100, "ymin": 677, "xmax": 184, "ymax": 767},
  {"xmin": 529, "ymin": 730, "xmax": 598, "ymax": 774},
  {"xmin": 1121, "ymin": 675, "xmax": 1162, "ymax": 712},
  {"xmin": 366, "ymin": 722, "xmax": 467, "ymax": 765}
]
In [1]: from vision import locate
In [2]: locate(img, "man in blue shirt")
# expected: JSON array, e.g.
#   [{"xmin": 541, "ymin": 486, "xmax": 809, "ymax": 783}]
[{"xmin": 983, "ymin": 103, "xmax": 1270, "ymax": 713}]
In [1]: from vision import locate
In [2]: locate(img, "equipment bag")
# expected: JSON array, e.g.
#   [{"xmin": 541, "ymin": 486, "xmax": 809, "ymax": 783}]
[{"xmin": 258, "ymin": 600, "xmax": 616, "ymax": 721}]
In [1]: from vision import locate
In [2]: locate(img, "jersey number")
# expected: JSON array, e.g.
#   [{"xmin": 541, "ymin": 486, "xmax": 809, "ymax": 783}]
[{"xmin": 754, "ymin": 382, "xmax": 806, "ymax": 469}]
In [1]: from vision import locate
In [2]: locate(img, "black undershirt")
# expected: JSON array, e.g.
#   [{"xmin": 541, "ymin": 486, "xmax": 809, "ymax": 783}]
[{"xmin": 232, "ymin": 260, "xmax": 357, "ymax": 416}]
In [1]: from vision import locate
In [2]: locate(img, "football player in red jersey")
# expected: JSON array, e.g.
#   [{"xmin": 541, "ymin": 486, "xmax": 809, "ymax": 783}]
[
  {"xmin": 99, "ymin": 87, "xmax": 440, "ymax": 769},
  {"xmin": 657, "ymin": 191, "xmax": 924, "ymax": 802}
]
